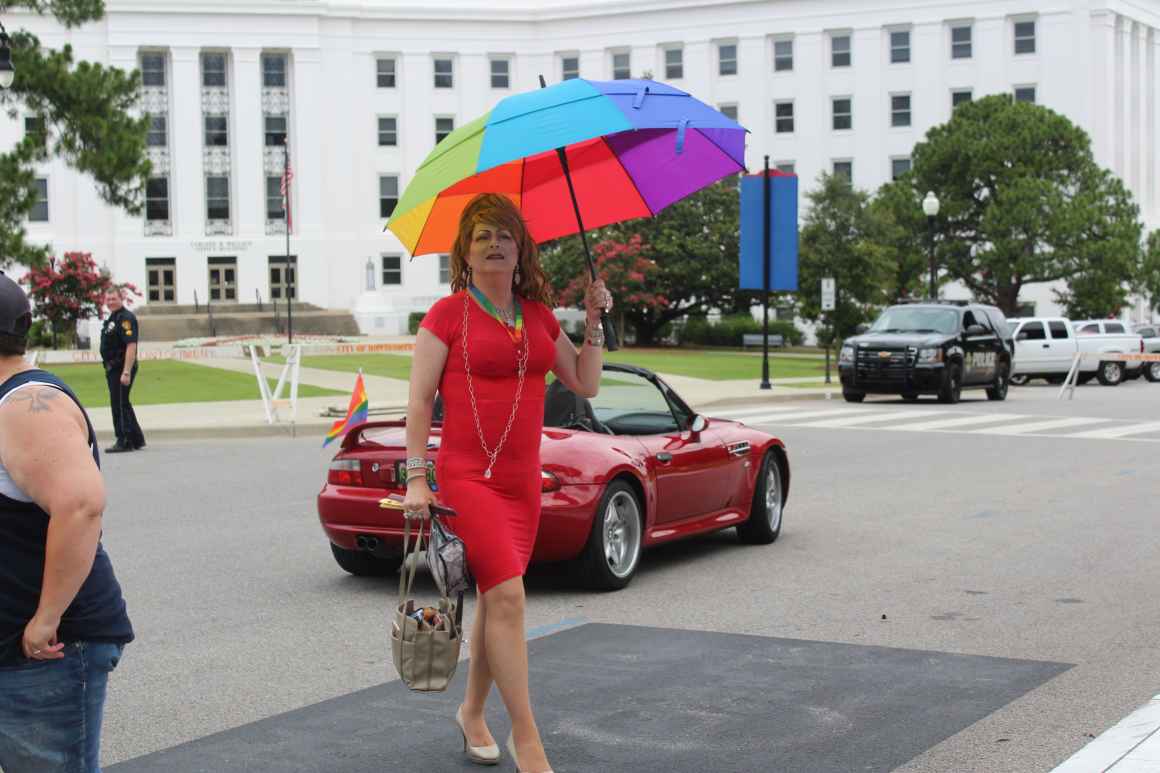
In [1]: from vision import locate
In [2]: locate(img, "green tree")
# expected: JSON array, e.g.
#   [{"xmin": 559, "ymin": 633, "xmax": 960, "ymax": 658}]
[
  {"xmin": 867, "ymin": 178, "xmax": 931, "ymax": 301},
  {"xmin": 1, "ymin": 1, "xmax": 151, "ymax": 267},
  {"xmin": 902, "ymin": 94, "xmax": 1142, "ymax": 316},
  {"xmin": 541, "ymin": 179, "xmax": 742, "ymax": 345},
  {"xmin": 798, "ymin": 173, "xmax": 891, "ymax": 344},
  {"xmin": 1139, "ymin": 230, "xmax": 1160, "ymax": 317}
]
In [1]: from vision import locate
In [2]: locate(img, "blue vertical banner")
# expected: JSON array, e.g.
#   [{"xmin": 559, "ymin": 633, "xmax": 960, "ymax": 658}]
[{"xmin": 739, "ymin": 172, "xmax": 799, "ymax": 291}]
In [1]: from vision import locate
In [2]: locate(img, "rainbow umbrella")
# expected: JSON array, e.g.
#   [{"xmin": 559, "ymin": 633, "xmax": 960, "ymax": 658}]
[{"xmin": 386, "ymin": 77, "xmax": 747, "ymax": 349}]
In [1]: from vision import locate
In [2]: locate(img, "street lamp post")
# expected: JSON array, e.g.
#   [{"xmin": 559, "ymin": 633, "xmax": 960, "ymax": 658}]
[
  {"xmin": 0, "ymin": 21, "xmax": 15, "ymax": 90},
  {"xmin": 922, "ymin": 191, "xmax": 940, "ymax": 299}
]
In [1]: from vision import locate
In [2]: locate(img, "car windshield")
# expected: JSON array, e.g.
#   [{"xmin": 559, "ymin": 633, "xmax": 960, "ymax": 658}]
[
  {"xmin": 588, "ymin": 370, "xmax": 685, "ymax": 435},
  {"xmin": 869, "ymin": 308, "xmax": 960, "ymax": 335}
]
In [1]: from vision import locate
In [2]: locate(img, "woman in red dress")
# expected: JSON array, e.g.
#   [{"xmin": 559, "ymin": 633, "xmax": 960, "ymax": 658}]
[{"xmin": 402, "ymin": 194, "xmax": 611, "ymax": 773}]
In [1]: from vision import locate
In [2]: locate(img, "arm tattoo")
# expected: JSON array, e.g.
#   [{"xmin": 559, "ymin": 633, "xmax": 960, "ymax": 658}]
[{"xmin": 9, "ymin": 388, "xmax": 61, "ymax": 414}]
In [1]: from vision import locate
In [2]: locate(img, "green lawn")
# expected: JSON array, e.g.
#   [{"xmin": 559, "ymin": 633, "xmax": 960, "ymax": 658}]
[
  {"xmin": 274, "ymin": 348, "xmax": 828, "ymax": 382},
  {"xmin": 42, "ymin": 361, "xmax": 344, "ymax": 408}
]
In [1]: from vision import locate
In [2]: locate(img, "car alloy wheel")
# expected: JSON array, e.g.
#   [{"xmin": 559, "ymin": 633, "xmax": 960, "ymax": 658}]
[
  {"xmin": 737, "ymin": 452, "xmax": 784, "ymax": 545},
  {"xmin": 602, "ymin": 490, "xmax": 642, "ymax": 580},
  {"xmin": 1009, "ymin": 374, "xmax": 1030, "ymax": 386},
  {"xmin": 1146, "ymin": 362, "xmax": 1160, "ymax": 383},
  {"xmin": 764, "ymin": 457, "xmax": 783, "ymax": 533},
  {"xmin": 1099, "ymin": 361, "xmax": 1124, "ymax": 386}
]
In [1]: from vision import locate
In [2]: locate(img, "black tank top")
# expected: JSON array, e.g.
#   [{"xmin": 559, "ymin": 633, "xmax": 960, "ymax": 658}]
[{"xmin": 0, "ymin": 370, "xmax": 133, "ymax": 664}]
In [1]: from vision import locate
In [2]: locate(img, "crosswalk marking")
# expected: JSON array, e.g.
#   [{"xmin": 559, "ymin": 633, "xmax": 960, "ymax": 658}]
[
  {"xmin": 708, "ymin": 403, "xmax": 1160, "ymax": 443},
  {"xmin": 971, "ymin": 417, "xmax": 1110, "ymax": 436},
  {"xmin": 1068, "ymin": 420, "xmax": 1160, "ymax": 439},
  {"xmin": 793, "ymin": 410, "xmax": 944, "ymax": 428},
  {"xmin": 888, "ymin": 414, "xmax": 1028, "ymax": 432}
]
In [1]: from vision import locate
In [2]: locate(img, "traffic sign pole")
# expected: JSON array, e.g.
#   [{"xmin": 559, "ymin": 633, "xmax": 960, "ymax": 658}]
[{"xmin": 821, "ymin": 277, "xmax": 836, "ymax": 385}]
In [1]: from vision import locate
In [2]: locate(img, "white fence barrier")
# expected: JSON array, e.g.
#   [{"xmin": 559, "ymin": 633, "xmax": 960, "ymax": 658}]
[
  {"xmin": 1058, "ymin": 351, "xmax": 1160, "ymax": 399},
  {"xmin": 250, "ymin": 344, "xmax": 302, "ymax": 434}
]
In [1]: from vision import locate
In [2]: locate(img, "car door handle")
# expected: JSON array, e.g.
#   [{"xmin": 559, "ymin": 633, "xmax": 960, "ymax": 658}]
[
  {"xmin": 656, "ymin": 452, "xmax": 673, "ymax": 464},
  {"xmin": 1042, "ymin": 344, "xmax": 1050, "ymax": 348}
]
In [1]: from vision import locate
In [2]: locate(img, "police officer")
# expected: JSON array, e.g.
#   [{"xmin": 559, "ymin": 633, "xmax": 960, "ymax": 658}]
[{"xmin": 99, "ymin": 289, "xmax": 145, "ymax": 453}]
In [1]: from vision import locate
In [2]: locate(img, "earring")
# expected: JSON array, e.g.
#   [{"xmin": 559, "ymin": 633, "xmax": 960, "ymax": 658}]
[
  {"xmin": 465, "ymin": 266, "xmax": 473, "ymax": 282},
  {"xmin": 513, "ymin": 267, "xmax": 522, "ymax": 286}
]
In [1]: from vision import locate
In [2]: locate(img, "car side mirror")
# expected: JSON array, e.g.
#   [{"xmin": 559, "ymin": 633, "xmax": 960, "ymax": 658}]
[
  {"xmin": 965, "ymin": 324, "xmax": 986, "ymax": 337},
  {"xmin": 1016, "ymin": 331, "xmax": 1028, "ymax": 341},
  {"xmin": 856, "ymin": 324, "xmax": 870, "ymax": 335},
  {"xmin": 689, "ymin": 415, "xmax": 708, "ymax": 434}
]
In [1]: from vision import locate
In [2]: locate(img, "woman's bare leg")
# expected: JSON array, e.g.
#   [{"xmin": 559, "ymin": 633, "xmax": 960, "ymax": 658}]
[
  {"xmin": 484, "ymin": 576, "xmax": 550, "ymax": 771},
  {"xmin": 460, "ymin": 588, "xmax": 496, "ymax": 746}
]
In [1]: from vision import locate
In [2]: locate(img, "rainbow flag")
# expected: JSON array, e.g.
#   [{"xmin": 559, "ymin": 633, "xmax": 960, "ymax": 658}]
[{"xmin": 323, "ymin": 371, "xmax": 369, "ymax": 447}]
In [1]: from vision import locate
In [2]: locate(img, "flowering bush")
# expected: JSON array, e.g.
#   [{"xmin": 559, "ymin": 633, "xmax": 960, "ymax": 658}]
[
  {"xmin": 555, "ymin": 234, "xmax": 668, "ymax": 319},
  {"xmin": 21, "ymin": 252, "xmax": 140, "ymax": 348}
]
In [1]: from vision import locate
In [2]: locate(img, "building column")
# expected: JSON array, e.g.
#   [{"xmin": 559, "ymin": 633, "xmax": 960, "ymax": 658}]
[
  {"xmin": 1090, "ymin": 11, "xmax": 1117, "ymax": 173},
  {"xmin": 170, "ymin": 46, "xmax": 207, "ymax": 305},
  {"xmin": 1120, "ymin": 18, "xmax": 1132, "ymax": 180},
  {"xmin": 232, "ymin": 47, "xmax": 262, "ymax": 239},
  {"xmin": 1152, "ymin": 33, "xmax": 1160, "ymax": 226}
]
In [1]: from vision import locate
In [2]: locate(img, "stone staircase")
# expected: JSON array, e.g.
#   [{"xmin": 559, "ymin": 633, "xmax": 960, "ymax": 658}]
[{"xmin": 134, "ymin": 302, "xmax": 360, "ymax": 341}]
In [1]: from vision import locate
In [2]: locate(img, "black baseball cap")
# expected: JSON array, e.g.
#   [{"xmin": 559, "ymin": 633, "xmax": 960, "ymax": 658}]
[{"xmin": 0, "ymin": 272, "xmax": 32, "ymax": 337}]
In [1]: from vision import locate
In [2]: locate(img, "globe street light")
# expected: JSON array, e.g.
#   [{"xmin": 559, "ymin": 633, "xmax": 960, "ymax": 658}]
[
  {"xmin": 0, "ymin": 22, "xmax": 15, "ymax": 90},
  {"xmin": 922, "ymin": 191, "xmax": 940, "ymax": 299}
]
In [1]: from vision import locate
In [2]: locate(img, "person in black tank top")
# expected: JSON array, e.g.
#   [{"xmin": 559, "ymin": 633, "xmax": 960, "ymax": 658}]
[{"xmin": 0, "ymin": 274, "xmax": 133, "ymax": 773}]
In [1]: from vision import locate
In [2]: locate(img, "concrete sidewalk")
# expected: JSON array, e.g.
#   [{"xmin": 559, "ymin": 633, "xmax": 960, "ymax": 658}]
[{"xmin": 89, "ymin": 357, "xmax": 835, "ymax": 443}]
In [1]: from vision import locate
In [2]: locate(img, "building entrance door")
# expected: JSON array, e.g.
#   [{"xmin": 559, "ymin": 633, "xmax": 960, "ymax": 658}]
[{"xmin": 208, "ymin": 257, "xmax": 238, "ymax": 303}]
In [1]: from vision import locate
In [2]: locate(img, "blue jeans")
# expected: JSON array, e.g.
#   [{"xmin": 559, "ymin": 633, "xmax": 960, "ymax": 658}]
[{"xmin": 0, "ymin": 641, "xmax": 125, "ymax": 773}]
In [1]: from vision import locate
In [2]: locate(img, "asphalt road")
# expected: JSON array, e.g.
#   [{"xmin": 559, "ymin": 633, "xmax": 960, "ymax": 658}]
[{"xmin": 95, "ymin": 378, "xmax": 1159, "ymax": 772}]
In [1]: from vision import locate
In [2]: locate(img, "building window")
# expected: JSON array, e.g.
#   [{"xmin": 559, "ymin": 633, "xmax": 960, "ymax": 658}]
[
  {"xmin": 891, "ymin": 94, "xmax": 911, "ymax": 127},
  {"xmin": 377, "ymin": 57, "xmax": 396, "ymax": 88},
  {"xmin": 146, "ymin": 116, "xmax": 167, "ymax": 147},
  {"xmin": 382, "ymin": 254, "xmax": 402, "ymax": 286},
  {"xmin": 204, "ymin": 115, "xmax": 228, "ymax": 147},
  {"xmin": 434, "ymin": 57, "xmax": 453, "ymax": 88},
  {"xmin": 951, "ymin": 24, "xmax": 973, "ymax": 59},
  {"xmin": 891, "ymin": 158, "xmax": 912, "ymax": 180},
  {"xmin": 268, "ymin": 256, "xmax": 297, "ymax": 301},
  {"xmin": 718, "ymin": 104, "xmax": 738, "ymax": 121},
  {"xmin": 29, "ymin": 178, "xmax": 48, "ymax": 222},
  {"xmin": 146, "ymin": 258, "xmax": 176, "ymax": 303},
  {"xmin": 952, "ymin": 89, "xmax": 973, "ymax": 108},
  {"xmin": 439, "ymin": 254, "xmax": 451, "ymax": 284},
  {"xmin": 266, "ymin": 176, "xmax": 285, "ymax": 221},
  {"xmin": 612, "ymin": 51, "xmax": 630, "ymax": 79},
  {"xmin": 561, "ymin": 55, "xmax": 579, "ymax": 81},
  {"xmin": 890, "ymin": 30, "xmax": 911, "ymax": 63},
  {"xmin": 206, "ymin": 176, "xmax": 230, "ymax": 221},
  {"xmin": 24, "ymin": 116, "xmax": 46, "ymax": 149},
  {"xmin": 665, "ymin": 47, "xmax": 683, "ymax": 79},
  {"xmin": 832, "ymin": 98, "xmax": 852, "ymax": 131},
  {"xmin": 435, "ymin": 117, "xmax": 454, "ymax": 145},
  {"xmin": 831, "ymin": 33, "xmax": 852, "ymax": 67},
  {"xmin": 201, "ymin": 52, "xmax": 226, "ymax": 87},
  {"xmin": 718, "ymin": 42, "xmax": 737, "ymax": 75},
  {"xmin": 141, "ymin": 53, "xmax": 166, "ymax": 87},
  {"xmin": 833, "ymin": 161, "xmax": 853, "ymax": 182},
  {"xmin": 775, "ymin": 161, "xmax": 795, "ymax": 174},
  {"xmin": 378, "ymin": 116, "xmax": 398, "ymax": 146},
  {"xmin": 380, "ymin": 175, "xmax": 399, "ymax": 218},
  {"xmin": 1014, "ymin": 86, "xmax": 1037, "ymax": 104},
  {"xmin": 264, "ymin": 116, "xmax": 286, "ymax": 147},
  {"xmin": 262, "ymin": 54, "xmax": 287, "ymax": 88},
  {"xmin": 490, "ymin": 58, "xmax": 510, "ymax": 89},
  {"xmin": 146, "ymin": 177, "xmax": 170, "ymax": 221},
  {"xmin": 775, "ymin": 101, "xmax": 794, "ymax": 133},
  {"xmin": 773, "ymin": 38, "xmax": 793, "ymax": 71},
  {"xmin": 1014, "ymin": 20, "xmax": 1036, "ymax": 55}
]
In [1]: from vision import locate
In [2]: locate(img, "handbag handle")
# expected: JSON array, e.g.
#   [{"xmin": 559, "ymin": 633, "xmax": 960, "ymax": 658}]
[{"xmin": 396, "ymin": 514, "xmax": 462, "ymax": 640}]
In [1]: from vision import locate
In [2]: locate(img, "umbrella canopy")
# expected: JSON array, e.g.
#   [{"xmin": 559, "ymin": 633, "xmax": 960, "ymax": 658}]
[{"xmin": 386, "ymin": 78, "xmax": 746, "ymax": 256}]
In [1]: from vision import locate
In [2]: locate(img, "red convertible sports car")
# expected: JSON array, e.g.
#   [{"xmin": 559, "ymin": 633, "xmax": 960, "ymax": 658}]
[{"xmin": 317, "ymin": 364, "xmax": 790, "ymax": 590}]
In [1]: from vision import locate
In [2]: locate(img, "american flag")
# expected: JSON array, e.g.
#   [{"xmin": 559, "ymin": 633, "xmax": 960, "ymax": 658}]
[{"xmin": 280, "ymin": 157, "xmax": 294, "ymax": 233}]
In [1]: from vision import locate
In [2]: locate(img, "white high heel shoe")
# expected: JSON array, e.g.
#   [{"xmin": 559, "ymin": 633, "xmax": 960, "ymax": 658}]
[
  {"xmin": 456, "ymin": 706, "xmax": 500, "ymax": 766},
  {"xmin": 506, "ymin": 732, "xmax": 554, "ymax": 773}
]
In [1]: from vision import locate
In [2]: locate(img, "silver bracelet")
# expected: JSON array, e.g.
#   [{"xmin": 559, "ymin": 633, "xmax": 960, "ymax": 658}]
[
  {"xmin": 405, "ymin": 456, "xmax": 427, "ymax": 471},
  {"xmin": 585, "ymin": 324, "xmax": 605, "ymax": 348}
]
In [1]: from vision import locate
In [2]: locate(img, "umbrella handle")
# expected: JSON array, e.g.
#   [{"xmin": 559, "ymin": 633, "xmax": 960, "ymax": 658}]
[{"xmin": 601, "ymin": 311, "xmax": 620, "ymax": 352}]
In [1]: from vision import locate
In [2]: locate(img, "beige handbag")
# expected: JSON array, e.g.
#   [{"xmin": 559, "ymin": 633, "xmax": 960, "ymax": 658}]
[{"xmin": 390, "ymin": 514, "xmax": 463, "ymax": 692}]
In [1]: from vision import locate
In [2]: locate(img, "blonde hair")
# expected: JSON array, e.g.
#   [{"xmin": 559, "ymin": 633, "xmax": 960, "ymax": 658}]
[{"xmin": 448, "ymin": 194, "xmax": 553, "ymax": 306}]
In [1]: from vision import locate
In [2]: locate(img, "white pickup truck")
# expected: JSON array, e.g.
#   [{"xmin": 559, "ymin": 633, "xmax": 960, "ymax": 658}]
[
  {"xmin": 1132, "ymin": 323, "xmax": 1160, "ymax": 381},
  {"xmin": 1007, "ymin": 317, "xmax": 1145, "ymax": 386}
]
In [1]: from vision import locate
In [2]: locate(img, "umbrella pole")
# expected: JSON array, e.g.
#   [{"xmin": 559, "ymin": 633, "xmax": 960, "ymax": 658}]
[{"xmin": 540, "ymin": 75, "xmax": 619, "ymax": 352}]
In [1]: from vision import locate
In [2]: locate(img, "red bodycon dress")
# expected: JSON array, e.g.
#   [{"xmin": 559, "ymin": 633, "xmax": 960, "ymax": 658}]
[{"xmin": 420, "ymin": 290, "xmax": 561, "ymax": 593}]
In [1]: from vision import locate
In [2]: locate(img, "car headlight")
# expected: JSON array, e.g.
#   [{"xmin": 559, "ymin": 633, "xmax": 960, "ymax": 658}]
[
  {"xmin": 839, "ymin": 345, "xmax": 854, "ymax": 364},
  {"xmin": 916, "ymin": 348, "xmax": 943, "ymax": 363}
]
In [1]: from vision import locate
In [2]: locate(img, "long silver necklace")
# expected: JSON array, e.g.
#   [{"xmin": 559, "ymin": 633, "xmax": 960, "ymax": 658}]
[{"xmin": 462, "ymin": 292, "xmax": 529, "ymax": 479}]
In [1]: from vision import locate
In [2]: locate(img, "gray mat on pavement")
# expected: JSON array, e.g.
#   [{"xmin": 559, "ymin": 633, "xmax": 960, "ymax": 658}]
[{"xmin": 109, "ymin": 623, "xmax": 1070, "ymax": 773}]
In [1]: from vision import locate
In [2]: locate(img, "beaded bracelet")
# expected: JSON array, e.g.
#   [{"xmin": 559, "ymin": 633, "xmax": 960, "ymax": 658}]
[{"xmin": 405, "ymin": 456, "xmax": 427, "ymax": 471}]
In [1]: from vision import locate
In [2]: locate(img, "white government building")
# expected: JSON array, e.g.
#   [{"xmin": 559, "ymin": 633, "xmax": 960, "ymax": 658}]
[{"xmin": 2, "ymin": 0, "xmax": 1158, "ymax": 336}]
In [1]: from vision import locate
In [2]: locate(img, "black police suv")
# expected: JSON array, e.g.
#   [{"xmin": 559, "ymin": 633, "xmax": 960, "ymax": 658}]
[{"xmin": 838, "ymin": 302, "xmax": 1014, "ymax": 404}]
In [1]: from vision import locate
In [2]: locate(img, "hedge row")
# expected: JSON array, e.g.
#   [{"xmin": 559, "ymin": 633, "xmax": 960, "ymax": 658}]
[{"xmin": 676, "ymin": 315, "xmax": 804, "ymax": 347}]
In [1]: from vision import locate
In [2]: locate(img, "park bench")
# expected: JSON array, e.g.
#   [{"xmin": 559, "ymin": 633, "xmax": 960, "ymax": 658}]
[{"xmin": 741, "ymin": 333, "xmax": 785, "ymax": 349}]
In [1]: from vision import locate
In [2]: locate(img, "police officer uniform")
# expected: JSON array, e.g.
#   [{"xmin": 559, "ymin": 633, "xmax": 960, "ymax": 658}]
[{"xmin": 100, "ymin": 308, "xmax": 145, "ymax": 452}]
